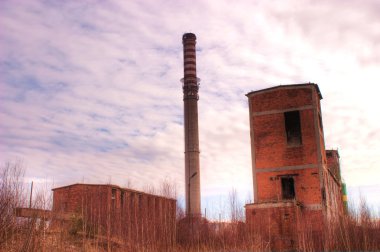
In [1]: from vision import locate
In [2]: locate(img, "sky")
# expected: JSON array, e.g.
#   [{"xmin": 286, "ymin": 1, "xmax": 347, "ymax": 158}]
[{"xmin": 1, "ymin": 0, "xmax": 379, "ymax": 217}]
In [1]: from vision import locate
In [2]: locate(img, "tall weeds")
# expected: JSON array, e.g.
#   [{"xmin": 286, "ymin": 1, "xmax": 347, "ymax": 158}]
[
  {"xmin": 0, "ymin": 162, "xmax": 25, "ymax": 247},
  {"xmin": 1, "ymin": 163, "xmax": 379, "ymax": 252}
]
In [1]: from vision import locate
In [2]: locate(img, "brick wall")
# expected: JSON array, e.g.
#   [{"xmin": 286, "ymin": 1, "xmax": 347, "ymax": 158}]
[
  {"xmin": 250, "ymin": 87, "xmax": 313, "ymax": 113},
  {"xmin": 245, "ymin": 84, "xmax": 343, "ymax": 251},
  {"xmin": 248, "ymin": 84, "xmax": 324, "ymax": 206},
  {"xmin": 52, "ymin": 184, "xmax": 176, "ymax": 246},
  {"xmin": 253, "ymin": 109, "xmax": 319, "ymax": 168},
  {"xmin": 256, "ymin": 168, "xmax": 321, "ymax": 204},
  {"xmin": 246, "ymin": 201, "xmax": 301, "ymax": 251}
]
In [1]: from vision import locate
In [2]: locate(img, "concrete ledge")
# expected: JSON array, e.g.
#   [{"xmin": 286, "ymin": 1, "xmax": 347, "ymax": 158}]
[
  {"xmin": 256, "ymin": 164, "xmax": 319, "ymax": 173},
  {"xmin": 15, "ymin": 207, "xmax": 75, "ymax": 220},
  {"xmin": 245, "ymin": 200, "xmax": 301, "ymax": 209}
]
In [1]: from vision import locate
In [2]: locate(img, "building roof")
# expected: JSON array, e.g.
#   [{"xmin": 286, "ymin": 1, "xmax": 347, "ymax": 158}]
[
  {"xmin": 52, "ymin": 183, "xmax": 176, "ymax": 201},
  {"xmin": 246, "ymin": 83, "xmax": 323, "ymax": 100}
]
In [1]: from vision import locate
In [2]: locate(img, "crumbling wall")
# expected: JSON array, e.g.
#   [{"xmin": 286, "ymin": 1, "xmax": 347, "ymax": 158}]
[
  {"xmin": 256, "ymin": 168, "xmax": 321, "ymax": 203},
  {"xmin": 52, "ymin": 184, "xmax": 176, "ymax": 246},
  {"xmin": 245, "ymin": 84, "xmax": 344, "ymax": 251},
  {"xmin": 246, "ymin": 202, "xmax": 301, "ymax": 251},
  {"xmin": 248, "ymin": 85, "xmax": 324, "ymax": 206}
]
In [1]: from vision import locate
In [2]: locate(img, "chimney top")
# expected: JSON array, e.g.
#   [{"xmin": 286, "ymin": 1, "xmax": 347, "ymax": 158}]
[{"xmin": 182, "ymin": 33, "xmax": 196, "ymax": 42}]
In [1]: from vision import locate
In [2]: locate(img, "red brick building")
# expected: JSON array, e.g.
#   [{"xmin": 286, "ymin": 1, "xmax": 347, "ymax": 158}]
[
  {"xmin": 52, "ymin": 183, "xmax": 176, "ymax": 246},
  {"xmin": 244, "ymin": 83, "xmax": 344, "ymax": 250}
]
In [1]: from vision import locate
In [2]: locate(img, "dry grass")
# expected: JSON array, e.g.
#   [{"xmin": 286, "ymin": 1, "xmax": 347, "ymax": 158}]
[{"xmin": 1, "ymin": 162, "xmax": 379, "ymax": 251}]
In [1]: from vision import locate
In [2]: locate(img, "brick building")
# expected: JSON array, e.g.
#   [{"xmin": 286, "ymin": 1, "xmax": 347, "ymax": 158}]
[
  {"xmin": 52, "ymin": 183, "xmax": 176, "ymax": 246},
  {"xmin": 325, "ymin": 149, "xmax": 345, "ymax": 216},
  {"xmin": 244, "ymin": 83, "xmax": 344, "ymax": 250}
]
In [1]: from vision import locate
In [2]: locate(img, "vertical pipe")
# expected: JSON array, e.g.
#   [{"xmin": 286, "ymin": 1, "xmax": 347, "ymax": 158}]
[{"xmin": 29, "ymin": 181, "xmax": 33, "ymax": 208}]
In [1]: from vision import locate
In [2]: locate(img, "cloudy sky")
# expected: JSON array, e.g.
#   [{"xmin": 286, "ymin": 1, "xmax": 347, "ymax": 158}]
[{"xmin": 1, "ymin": 0, "xmax": 379, "ymax": 215}]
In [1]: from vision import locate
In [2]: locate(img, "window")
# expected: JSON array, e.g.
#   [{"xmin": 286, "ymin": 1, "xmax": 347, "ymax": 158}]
[
  {"xmin": 111, "ymin": 188, "xmax": 116, "ymax": 200},
  {"xmin": 284, "ymin": 111, "xmax": 302, "ymax": 146},
  {"xmin": 112, "ymin": 188, "xmax": 117, "ymax": 211},
  {"xmin": 121, "ymin": 191, "xmax": 125, "ymax": 207},
  {"xmin": 281, "ymin": 177, "xmax": 295, "ymax": 200},
  {"xmin": 321, "ymin": 187, "xmax": 326, "ymax": 202}
]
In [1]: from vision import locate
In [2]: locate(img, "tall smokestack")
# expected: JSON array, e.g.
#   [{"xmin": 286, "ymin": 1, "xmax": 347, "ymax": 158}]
[{"xmin": 181, "ymin": 33, "xmax": 201, "ymax": 217}]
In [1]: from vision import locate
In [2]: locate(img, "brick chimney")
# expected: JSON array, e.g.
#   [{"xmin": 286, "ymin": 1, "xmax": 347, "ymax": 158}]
[{"xmin": 182, "ymin": 33, "xmax": 201, "ymax": 217}]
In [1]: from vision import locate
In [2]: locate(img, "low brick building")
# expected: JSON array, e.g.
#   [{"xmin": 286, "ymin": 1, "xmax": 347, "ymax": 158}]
[
  {"xmin": 245, "ymin": 83, "xmax": 344, "ymax": 250},
  {"xmin": 52, "ymin": 183, "xmax": 176, "ymax": 246}
]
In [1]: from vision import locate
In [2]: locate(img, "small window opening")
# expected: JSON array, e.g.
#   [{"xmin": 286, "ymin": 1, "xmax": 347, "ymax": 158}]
[
  {"xmin": 138, "ymin": 195, "xmax": 142, "ymax": 212},
  {"xmin": 321, "ymin": 187, "xmax": 326, "ymax": 202},
  {"xmin": 284, "ymin": 111, "xmax": 302, "ymax": 146},
  {"xmin": 121, "ymin": 191, "xmax": 124, "ymax": 207},
  {"xmin": 281, "ymin": 177, "xmax": 295, "ymax": 200},
  {"xmin": 111, "ymin": 188, "xmax": 116, "ymax": 200},
  {"xmin": 111, "ymin": 188, "xmax": 117, "ymax": 211}
]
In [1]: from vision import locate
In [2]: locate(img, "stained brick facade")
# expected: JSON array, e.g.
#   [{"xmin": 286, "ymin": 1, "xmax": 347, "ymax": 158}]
[
  {"xmin": 52, "ymin": 184, "xmax": 176, "ymax": 246},
  {"xmin": 245, "ymin": 84, "xmax": 344, "ymax": 250},
  {"xmin": 325, "ymin": 149, "xmax": 344, "ymax": 217},
  {"xmin": 247, "ymin": 201, "xmax": 301, "ymax": 250}
]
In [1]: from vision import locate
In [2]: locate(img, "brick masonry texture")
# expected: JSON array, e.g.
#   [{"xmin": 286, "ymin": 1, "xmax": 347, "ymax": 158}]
[
  {"xmin": 52, "ymin": 183, "xmax": 176, "ymax": 246},
  {"xmin": 182, "ymin": 33, "xmax": 201, "ymax": 217},
  {"xmin": 245, "ymin": 84, "xmax": 344, "ymax": 251}
]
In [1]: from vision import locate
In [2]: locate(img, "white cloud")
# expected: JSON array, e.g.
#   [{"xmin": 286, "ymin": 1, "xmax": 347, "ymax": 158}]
[{"xmin": 0, "ymin": 0, "xmax": 379, "ymax": 211}]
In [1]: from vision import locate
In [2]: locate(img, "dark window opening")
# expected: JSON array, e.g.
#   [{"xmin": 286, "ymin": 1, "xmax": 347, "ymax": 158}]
[
  {"xmin": 111, "ymin": 188, "xmax": 116, "ymax": 200},
  {"xmin": 284, "ymin": 111, "xmax": 302, "ymax": 146},
  {"xmin": 121, "ymin": 191, "xmax": 124, "ymax": 207},
  {"xmin": 321, "ymin": 187, "xmax": 326, "ymax": 202},
  {"xmin": 281, "ymin": 177, "xmax": 295, "ymax": 200},
  {"xmin": 112, "ymin": 188, "xmax": 116, "ymax": 210}
]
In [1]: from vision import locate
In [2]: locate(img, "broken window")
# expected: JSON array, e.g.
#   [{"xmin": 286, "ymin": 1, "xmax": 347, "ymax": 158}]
[
  {"xmin": 321, "ymin": 187, "xmax": 326, "ymax": 202},
  {"xmin": 111, "ymin": 188, "xmax": 116, "ymax": 200},
  {"xmin": 111, "ymin": 188, "xmax": 117, "ymax": 211},
  {"xmin": 281, "ymin": 177, "xmax": 295, "ymax": 200},
  {"xmin": 121, "ymin": 191, "xmax": 124, "ymax": 207},
  {"xmin": 284, "ymin": 111, "xmax": 302, "ymax": 146}
]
